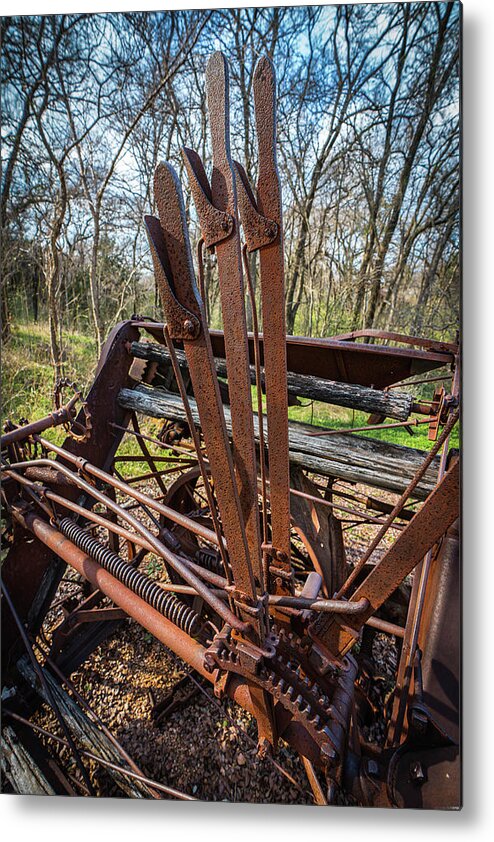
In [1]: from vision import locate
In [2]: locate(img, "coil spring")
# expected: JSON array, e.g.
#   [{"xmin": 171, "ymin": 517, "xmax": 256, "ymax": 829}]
[
  {"xmin": 58, "ymin": 518, "xmax": 200, "ymax": 637},
  {"xmin": 194, "ymin": 547, "xmax": 224, "ymax": 577}
]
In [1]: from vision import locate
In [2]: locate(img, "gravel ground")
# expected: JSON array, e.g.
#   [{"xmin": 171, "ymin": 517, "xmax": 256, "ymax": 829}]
[{"xmin": 36, "ymin": 620, "xmax": 314, "ymax": 804}]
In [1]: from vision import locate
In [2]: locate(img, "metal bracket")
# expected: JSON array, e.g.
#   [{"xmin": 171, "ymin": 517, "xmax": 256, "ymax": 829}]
[
  {"xmin": 182, "ymin": 147, "xmax": 234, "ymax": 249},
  {"xmin": 233, "ymin": 160, "xmax": 278, "ymax": 252},
  {"xmin": 144, "ymin": 214, "xmax": 201, "ymax": 341}
]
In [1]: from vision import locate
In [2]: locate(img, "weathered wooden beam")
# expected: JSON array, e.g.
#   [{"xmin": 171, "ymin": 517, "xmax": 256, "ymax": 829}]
[
  {"xmin": 130, "ymin": 341, "xmax": 414, "ymax": 421},
  {"xmin": 1, "ymin": 725, "xmax": 56, "ymax": 795},
  {"xmin": 117, "ymin": 384, "xmax": 440, "ymax": 499}
]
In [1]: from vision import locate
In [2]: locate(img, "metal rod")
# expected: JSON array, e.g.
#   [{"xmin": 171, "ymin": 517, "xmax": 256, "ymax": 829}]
[
  {"xmin": 1, "ymin": 393, "xmax": 79, "ymax": 446},
  {"xmin": 113, "ymin": 454, "xmax": 196, "ymax": 464},
  {"xmin": 336, "ymin": 407, "xmax": 459, "ymax": 599},
  {"xmin": 163, "ymin": 324, "xmax": 233, "ymax": 588},
  {"xmin": 4, "ymin": 711, "xmax": 196, "ymax": 801},
  {"xmin": 122, "ymin": 464, "xmax": 196, "ymax": 484},
  {"xmin": 153, "ymin": 580, "xmax": 369, "ymax": 614},
  {"xmin": 109, "ymin": 420, "xmax": 204, "ymax": 460},
  {"xmin": 365, "ymin": 616, "xmax": 405, "ymax": 638},
  {"xmin": 130, "ymin": 412, "xmax": 168, "ymax": 497},
  {"xmin": 242, "ymin": 242, "xmax": 270, "ymax": 590},
  {"xmin": 35, "ymin": 435, "xmax": 224, "ymax": 549},
  {"xmin": 286, "ymin": 485, "xmax": 404, "ymax": 529},
  {"xmin": 308, "ymin": 417, "xmax": 433, "ymax": 438},
  {"xmin": 8, "ymin": 456, "xmax": 249, "ymax": 633},
  {"xmin": 387, "ymin": 373, "xmax": 453, "ymax": 389}
]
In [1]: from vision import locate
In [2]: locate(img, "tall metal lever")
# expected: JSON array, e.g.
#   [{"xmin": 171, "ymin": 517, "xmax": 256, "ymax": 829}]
[{"xmin": 144, "ymin": 162, "xmax": 259, "ymax": 610}]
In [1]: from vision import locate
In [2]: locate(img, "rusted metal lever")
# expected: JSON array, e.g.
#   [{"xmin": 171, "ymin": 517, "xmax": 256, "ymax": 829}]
[
  {"xmin": 145, "ymin": 162, "xmax": 261, "ymax": 626},
  {"xmin": 235, "ymin": 56, "xmax": 292, "ymax": 587},
  {"xmin": 144, "ymin": 210, "xmax": 201, "ymax": 342},
  {"xmin": 182, "ymin": 51, "xmax": 263, "ymax": 585}
]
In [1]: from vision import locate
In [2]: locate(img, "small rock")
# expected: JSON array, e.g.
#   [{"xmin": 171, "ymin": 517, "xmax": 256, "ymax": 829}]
[{"xmin": 236, "ymin": 752, "xmax": 246, "ymax": 766}]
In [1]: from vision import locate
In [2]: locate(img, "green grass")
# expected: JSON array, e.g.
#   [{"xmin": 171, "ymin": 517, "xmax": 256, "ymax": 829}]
[
  {"xmin": 251, "ymin": 384, "xmax": 459, "ymax": 451},
  {"xmin": 1, "ymin": 322, "xmax": 97, "ymax": 435},
  {"xmin": 286, "ymin": 401, "xmax": 460, "ymax": 451},
  {"xmin": 1, "ymin": 321, "xmax": 177, "ymax": 475},
  {"xmin": 2, "ymin": 321, "xmax": 459, "ymax": 457}
]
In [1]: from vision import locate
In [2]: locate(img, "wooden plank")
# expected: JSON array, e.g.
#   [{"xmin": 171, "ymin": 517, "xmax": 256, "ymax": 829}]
[
  {"xmin": 131, "ymin": 341, "xmax": 414, "ymax": 421},
  {"xmin": 118, "ymin": 384, "xmax": 440, "ymax": 500},
  {"xmin": 1, "ymin": 725, "xmax": 56, "ymax": 795}
]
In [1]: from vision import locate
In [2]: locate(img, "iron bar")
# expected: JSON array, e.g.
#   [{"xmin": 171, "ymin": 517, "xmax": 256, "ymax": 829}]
[
  {"xmin": 242, "ymin": 242, "xmax": 270, "ymax": 590},
  {"xmin": 308, "ymin": 417, "xmax": 434, "ymax": 437},
  {"xmin": 35, "ymin": 435, "xmax": 224, "ymax": 549},
  {"xmin": 336, "ymin": 407, "xmax": 459, "ymax": 599},
  {"xmin": 151, "ymin": 580, "xmax": 369, "ymax": 614},
  {"xmin": 130, "ymin": 412, "xmax": 168, "ymax": 497},
  {"xmin": 1, "ymin": 393, "xmax": 80, "ymax": 447},
  {"xmin": 7, "ymin": 457, "xmax": 249, "ymax": 633},
  {"xmin": 365, "ymin": 616, "xmax": 405, "ymax": 639},
  {"xmin": 163, "ymin": 324, "xmax": 233, "ymax": 588},
  {"xmin": 108, "ymin": 420, "xmax": 203, "ymax": 460},
  {"xmin": 4, "ymin": 711, "xmax": 196, "ymax": 801},
  {"xmin": 387, "ymin": 373, "xmax": 453, "ymax": 390}
]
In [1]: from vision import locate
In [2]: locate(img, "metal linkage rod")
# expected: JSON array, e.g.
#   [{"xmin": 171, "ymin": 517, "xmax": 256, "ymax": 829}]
[
  {"xmin": 4, "ymin": 712, "xmax": 196, "ymax": 801},
  {"xmin": 336, "ymin": 407, "xmax": 459, "ymax": 599},
  {"xmin": 163, "ymin": 324, "xmax": 233, "ymax": 587},
  {"xmin": 7, "ymin": 454, "xmax": 249, "ymax": 634},
  {"xmin": 242, "ymin": 243, "xmax": 270, "ymax": 590},
  {"xmin": 109, "ymin": 421, "xmax": 201, "ymax": 460},
  {"xmin": 1, "ymin": 393, "xmax": 80, "ymax": 447},
  {"xmin": 35, "ymin": 434, "xmax": 224, "ymax": 549},
  {"xmin": 308, "ymin": 417, "xmax": 433, "ymax": 438}
]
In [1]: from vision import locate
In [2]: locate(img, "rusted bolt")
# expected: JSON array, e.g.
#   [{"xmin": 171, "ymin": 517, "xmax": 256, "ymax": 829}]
[
  {"xmin": 221, "ymin": 219, "xmax": 230, "ymax": 232},
  {"xmin": 366, "ymin": 758, "xmax": 379, "ymax": 778},
  {"xmin": 409, "ymin": 760, "xmax": 426, "ymax": 784},
  {"xmin": 183, "ymin": 319, "xmax": 195, "ymax": 336},
  {"xmin": 320, "ymin": 744, "xmax": 337, "ymax": 766},
  {"xmin": 203, "ymin": 654, "xmax": 216, "ymax": 674}
]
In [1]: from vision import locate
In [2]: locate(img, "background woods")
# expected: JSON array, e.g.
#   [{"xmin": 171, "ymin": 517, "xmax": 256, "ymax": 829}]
[{"xmin": 1, "ymin": 3, "xmax": 460, "ymax": 378}]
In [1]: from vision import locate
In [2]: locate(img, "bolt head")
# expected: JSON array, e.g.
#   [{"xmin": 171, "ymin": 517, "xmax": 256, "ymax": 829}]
[
  {"xmin": 183, "ymin": 319, "xmax": 195, "ymax": 336},
  {"xmin": 204, "ymin": 654, "xmax": 216, "ymax": 674},
  {"xmin": 320, "ymin": 743, "xmax": 337, "ymax": 766},
  {"xmin": 409, "ymin": 760, "xmax": 426, "ymax": 784},
  {"xmin": 366, "ymin": 759, "xmax": 380, "ymax": 778}
]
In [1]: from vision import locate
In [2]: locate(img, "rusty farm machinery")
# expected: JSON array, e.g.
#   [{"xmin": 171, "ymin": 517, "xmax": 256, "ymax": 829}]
[{"xmin": 1, "ymin": 54, "xmax": 460, "ymax": 807}]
